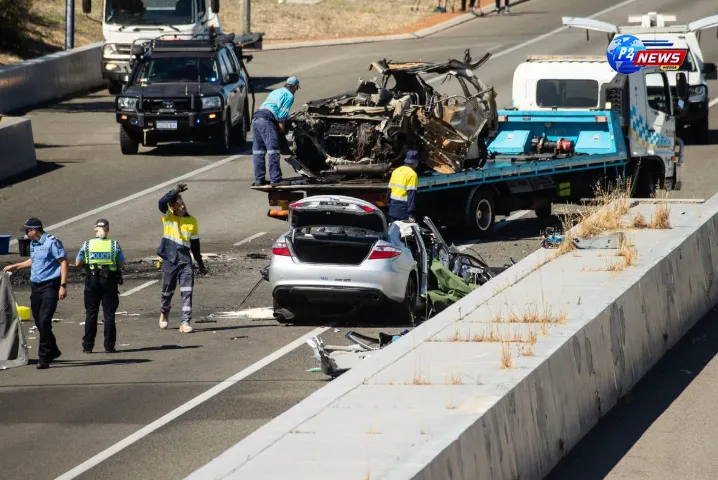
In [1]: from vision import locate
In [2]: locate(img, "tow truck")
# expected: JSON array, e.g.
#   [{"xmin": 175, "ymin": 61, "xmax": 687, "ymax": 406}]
[
  {"xmin": 562, "ymin": 11, "xmax": 718, "ymax": 142},
  {"xmin": 252, "ymin": 55, "xmax": 688, "ymax": 239}
]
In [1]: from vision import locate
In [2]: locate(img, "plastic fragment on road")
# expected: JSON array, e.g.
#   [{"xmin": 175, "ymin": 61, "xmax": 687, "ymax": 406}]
[
  {"xmin": 334, "ymin": 328, "xmax": 340, "ymax": 333},
  {"xmin": 51, "ymin": 319, "xmax": 63, "ymax": 323},
  {"xmin": 120, "ymin": 344, "xmax": 131, "ymax": 347},
  {"xmin": 306, "ymin": 367, "xmax": 323, "ymax": 373},
  {"xmin": 208, "ymin": 307, "xmax": 275, "ymax": 320}
]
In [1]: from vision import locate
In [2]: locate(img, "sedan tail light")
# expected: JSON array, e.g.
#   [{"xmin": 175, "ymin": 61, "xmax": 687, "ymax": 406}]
[
  {"xmin": 367, "ymin": 245, "xmax": 402, "ymax": 260},
  {"xmin": 272, "ymin": 241, "xmax": 291, "ymax": 256}
]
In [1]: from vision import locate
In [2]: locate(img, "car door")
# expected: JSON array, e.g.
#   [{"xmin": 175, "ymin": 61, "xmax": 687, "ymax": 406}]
[
  {"xmin": 643, "ymin": 70, "xmax": 676, "ymax": 157},
  {"xmin": 227, "ymin": 47, "xmax": 247, "ymax": 116},
  {"xmin": 218, "ymin": 49, "xmax": 240, "ymax": 125}
]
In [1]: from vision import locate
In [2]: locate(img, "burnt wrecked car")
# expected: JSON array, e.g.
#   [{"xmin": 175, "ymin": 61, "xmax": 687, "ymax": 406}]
[{"xmin": 285, "ymin": 51, "xmax": 499, "ymax": 179}]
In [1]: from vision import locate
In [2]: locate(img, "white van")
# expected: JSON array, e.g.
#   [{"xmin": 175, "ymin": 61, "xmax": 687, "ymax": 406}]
[{"xmin": 563, "ymin": 12, "xmax": 718, "ymax": 143}]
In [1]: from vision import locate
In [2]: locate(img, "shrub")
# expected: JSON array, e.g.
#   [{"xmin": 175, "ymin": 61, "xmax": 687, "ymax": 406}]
[{"xmin": 0, "ymin": 0, "xmax": 33, "ymax": 47}]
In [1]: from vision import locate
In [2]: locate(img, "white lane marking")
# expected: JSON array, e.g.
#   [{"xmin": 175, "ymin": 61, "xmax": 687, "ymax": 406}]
[
  {"xmin": 119, "ymin": 280, "xmax": 158, "ymax": 297},
  {"xmin": 709, "ymin": 97, "xmax": 718, "ymax": 108},
  {"xmin": 54, "ymin": 324, "xmax": 331, "ymax": 480},
  {"xmin": 428, "ymin": 0, "xmax": 638, "ymax": 84},
  {"xmin": 233, "ymin": 232, "xmax": 266, "ymax": 247},
  {"xmin": 9, "ymin": 153, "xmax": 246, "ymax": 247}
]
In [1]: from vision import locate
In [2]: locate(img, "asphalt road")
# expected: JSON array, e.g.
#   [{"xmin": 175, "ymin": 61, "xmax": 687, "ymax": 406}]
[{"xmin": 1, "ymin": 0, "xmax": 718, "ymax": 478}]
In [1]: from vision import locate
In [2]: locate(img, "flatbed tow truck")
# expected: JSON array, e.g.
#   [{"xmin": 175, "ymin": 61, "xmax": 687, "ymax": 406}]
[{"xmin": 252, "ymin": 55, "xmax": 688, "ymax": 238}]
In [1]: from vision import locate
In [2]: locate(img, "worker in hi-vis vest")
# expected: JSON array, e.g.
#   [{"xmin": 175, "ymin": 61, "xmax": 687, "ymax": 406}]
[
  {"xmin": 76, "ymin": 219, "xmax": 125, "ymax": 353},
  {"xmin": 387, "ymin": 150, "xmax": 419, "ymax": 222}
]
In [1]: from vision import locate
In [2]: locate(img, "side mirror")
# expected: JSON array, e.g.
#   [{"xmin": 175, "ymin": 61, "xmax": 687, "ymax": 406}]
[
  {"xmin": 82, "ymin": 0, "xmax": 91, "ymax": 13},
  {"xmin": 131, "ymin": 45, "xmax": 144, "ymax": 57},
  {"xmin": 243, "ymin": 54, "xmax": 254, "ymax": 63},
  {"xmin": 676, "ymin": 72, "xmax": 689, "ymax": 100},
  {"xmin": 702, "ymin": 62, "xmax": 717, "ymax": 80},
  {"xmin": 211, "ymin": 0, "xmax": 220, "ymax": 13},
  {"xmin": 227, "ymin": 72, "xmax": 240, "ymax": 84}
]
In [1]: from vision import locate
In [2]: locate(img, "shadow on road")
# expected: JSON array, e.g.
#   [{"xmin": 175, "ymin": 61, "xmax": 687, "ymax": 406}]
[
  {"xmin": 111, "ymin": 344, "xmax": 202, "ymax": 354},
  {"xmin": 0, "ymin": 160, "xmax": 64, "ymax": 188},
  {"xmin": 547, "ymin": 305, "xmax": 718, "ymax": 479},
  {"xmin": 40, "ymin": 358, "xmax": 153, "ymax": 368}
]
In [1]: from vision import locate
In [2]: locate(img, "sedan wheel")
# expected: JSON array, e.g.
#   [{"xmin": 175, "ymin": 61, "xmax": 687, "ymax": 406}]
[{"xmin": 395, "ymin": 275, "xmax": 418, "ymax": 326}]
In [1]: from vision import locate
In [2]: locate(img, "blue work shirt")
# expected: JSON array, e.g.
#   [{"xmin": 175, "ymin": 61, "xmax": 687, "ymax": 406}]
[
  {"xmin": 258, "ymin": 87, "xmax": 295, "ymax": 122},
  {"xmin": 30, "ymin": 233, "xmax": 67, "ymax": 283},
  {"xmin": 76, "ymin": 238, "xmax": 126, "ymax": 264}
]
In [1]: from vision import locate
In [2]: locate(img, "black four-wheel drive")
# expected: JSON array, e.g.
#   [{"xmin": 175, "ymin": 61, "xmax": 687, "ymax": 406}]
[{"xmin": 115, "ymin": 32, "xmax": 260, "ymax": 155}]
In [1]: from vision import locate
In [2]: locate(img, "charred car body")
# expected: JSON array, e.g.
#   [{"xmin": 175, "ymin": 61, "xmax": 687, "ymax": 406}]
[{"xmin": 286, "ymin": 51, "xmax": 498, "ymax": 179}]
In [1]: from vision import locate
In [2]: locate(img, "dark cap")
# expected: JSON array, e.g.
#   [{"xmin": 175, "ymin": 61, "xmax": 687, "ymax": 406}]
[
  {"xmin": 94, "ymin": 218, "xmax": 110, "ymax": 228},
  {"xmin": 404, "ymin": 150, "xmax": 420, "ymax": 164},
  {"xmin": 22, "ymin": 217, "xmax": 43, "ymax": 232}
]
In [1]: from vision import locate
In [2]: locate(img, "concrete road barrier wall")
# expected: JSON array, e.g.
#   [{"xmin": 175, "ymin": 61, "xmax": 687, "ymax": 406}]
[
  {"xmin": 188, "ymin": 196, "xmax": 718, "ymax": 480},
  {"xmin": 0, "ymin": 116, "xmax": 37, "ymax": 181},
  {"xmin": 0, "ymin": 44, "xmax": 103, "ymax": 114}
]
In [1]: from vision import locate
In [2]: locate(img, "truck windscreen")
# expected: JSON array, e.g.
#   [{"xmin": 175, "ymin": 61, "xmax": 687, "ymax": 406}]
[
  {"xmin": 136, "ymin": 57, "xmax": 220, "ymax": 84},
  {"xmin": 536, "ymin": 79, "xmax": 598, "ymax": 108},
  {"xmin": 105, "ymin": 0, "xmax": 194, "ymax": 26}
]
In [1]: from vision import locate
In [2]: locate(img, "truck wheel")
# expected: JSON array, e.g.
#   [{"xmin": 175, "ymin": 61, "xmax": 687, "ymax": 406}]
[
  {"xmin": 119, "ymin": 126, "xmax": 139, "ymax": 155},
  {"xmin": 213, "ymin": 115, "xmax": 232, "ymax": 154},
  {"xmin": 466, "ymin": 190, "xmax": 495, "ymax": 238},
  {"xmin": 535, "ymin": 205, "xmax": 552, "ymax": 219},
  {"xmin": 108, "ymin": 80, "xmax": 122, "ymax": 95},
  {"xmin": 633, "ymin": 168, "xmax": 656, "ymax": 198}
]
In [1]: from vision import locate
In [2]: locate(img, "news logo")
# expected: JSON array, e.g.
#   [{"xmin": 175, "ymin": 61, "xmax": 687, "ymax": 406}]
[{"xmin": 606, "ymin": 35, "xmax": 686, "ymax": 74}]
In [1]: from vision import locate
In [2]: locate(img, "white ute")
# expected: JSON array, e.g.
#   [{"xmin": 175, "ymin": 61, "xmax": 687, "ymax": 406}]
[
  {"xmin": 511, "ymin": 55, "xmax": 688, "ymax": 194},
  {"xmin": 562, "ymin": 11, "xmax": 718, "ymax": 143}
]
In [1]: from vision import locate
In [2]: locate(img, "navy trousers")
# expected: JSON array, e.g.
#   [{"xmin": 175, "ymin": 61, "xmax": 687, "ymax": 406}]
[
  {"xmin": 30, "ymin": 278, "xmax": 61, "ymax": 363},
  {"xmin": 252, "ymin": 118, "xmax": 282, "ymax": 184},
  {"xmin": 82, "ymin": 280, "xmax": 119, "ymax": 351}
]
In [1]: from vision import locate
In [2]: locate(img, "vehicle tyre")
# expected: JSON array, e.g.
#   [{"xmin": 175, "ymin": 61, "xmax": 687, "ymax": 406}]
[
  {"xmin": 394, "ymin": 274, "xmax": 418, "ymax": 325},
  {"xmin": 213, "ymin": 114, "xmax": 232, "ymax": 154},
  {"xmin": 107, "ymin": 80, "xmax": 122, "ymax": 95},
  {"xmin": 633, "ymin": 167, "xmax": 656, "ymax": 198},
  {"xmin": 119, "ymin": 125, "xmax": 139, "ymax": 155},
  {"xmin": 535, "ymin": 205, "xmax": 552, "ymax": 219},
  {"xmin": 466, "ymin": 189, "xmax": 495, "ymax": 238},
  {"xmin": 232, "ymin": 108, "xmax": 248, "ymax": 147},
  {"xmin": 693, "ymin": 116, "xmax": 709, "ymax": 145}
]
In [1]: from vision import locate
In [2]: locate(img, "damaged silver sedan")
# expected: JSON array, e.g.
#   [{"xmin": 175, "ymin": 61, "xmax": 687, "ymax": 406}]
[{"xmin": 286, "ymin": 51, "xmax": 498, "ymax": 179}]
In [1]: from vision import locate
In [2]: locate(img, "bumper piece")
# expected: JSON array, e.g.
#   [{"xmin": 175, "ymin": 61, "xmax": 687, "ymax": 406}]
[{"xmin": 273, "ymin": 285, "xmax": 393, "ymax": 318}]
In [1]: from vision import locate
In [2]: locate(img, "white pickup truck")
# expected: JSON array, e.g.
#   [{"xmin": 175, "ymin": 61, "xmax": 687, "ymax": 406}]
[
  {"xmin": 81, "ymin": 0, "xmax": 224, "ymax": 94},
  {"xmin": 562, "ymin": 11, "xmax": 718, "ymax": 143},
  {"xmin": 510, "ymin": 55, "xmax": 687, "ymax": 194}
]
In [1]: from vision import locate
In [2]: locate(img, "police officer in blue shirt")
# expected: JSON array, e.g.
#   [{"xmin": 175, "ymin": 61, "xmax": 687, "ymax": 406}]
[
  {"xmin": 3, "ymin": 218, "xmax": 69, "ymax": 369},
  {"xmin": 252, "ymin": 76, "xmax": 300, "ymax": 186}
]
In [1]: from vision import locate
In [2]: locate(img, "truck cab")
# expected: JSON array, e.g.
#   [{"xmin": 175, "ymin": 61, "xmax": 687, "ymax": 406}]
[
  {"xmin": 82, "ymin": 0, "xmax": 225, "ymax": 95},
  {"xmin": 562, "ymin": 12, "xmax": 718, "ymax": 143},
  {"xmin": 511, "ymin": 55, "xmax": 687, "ymax": 194}
]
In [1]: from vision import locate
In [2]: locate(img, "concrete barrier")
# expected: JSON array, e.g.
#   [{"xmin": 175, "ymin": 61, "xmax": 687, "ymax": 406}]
[
  {"xmin": 0, "ymin": 116, "xmax": 37, "ymax": 181},
  {"xmin": 187, "ymin": 195, "xmax": 718, "ymax": 480},
  {"xmin": 0, "ymin": 43, "xmax": 103, "ymax": 114}
]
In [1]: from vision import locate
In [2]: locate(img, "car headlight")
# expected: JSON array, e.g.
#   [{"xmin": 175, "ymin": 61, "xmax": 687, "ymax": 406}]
[
  {"xmin": 103, "ymin": 43, "xmax": 119, "ymax": 56},
  {"xmin": 201, "ymin": 96, "xmax": 222, "ymax": 110},
  {"xmin": 689, "ymin": 85, "xmax": 706, "ymax": 97},
  {"xmin": 117, "ymin": 97, "xmax": 138, "ymax": 111}
]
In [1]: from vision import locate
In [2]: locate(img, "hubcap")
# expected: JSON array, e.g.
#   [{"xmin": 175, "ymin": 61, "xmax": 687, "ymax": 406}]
[{"xmin": 475, "ymin": 199, "xmax": 492, "ymax": 230}]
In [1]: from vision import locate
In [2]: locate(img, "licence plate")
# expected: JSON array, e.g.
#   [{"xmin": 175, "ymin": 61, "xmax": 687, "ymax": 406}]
[{"xmin": 157, "ymin": 121, "xmax": 177, "ymax": 130}]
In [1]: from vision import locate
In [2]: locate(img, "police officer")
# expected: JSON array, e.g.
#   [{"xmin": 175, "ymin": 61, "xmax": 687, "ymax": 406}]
[
  {"xmin": 3, "ymin": 218, "xmax": 68, "ymax": 369},
  {"xmin": 252, "ymin": 76, "xmax": 300, "ymax": 187},
  {"xmin": 157, "ymin": 183, "xmax": 207, "ymax": 333},
  {"xmin": 387, "ymin": 150, "xmax": 420, "ymax": 222},
  {"xmin": 75, "ymin": 219, "xmax": 125, "ymax": 353}
]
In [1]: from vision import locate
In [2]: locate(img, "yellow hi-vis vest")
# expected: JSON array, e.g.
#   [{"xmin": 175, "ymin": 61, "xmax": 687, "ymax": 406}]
[
  {"xmin": 85, "ymin": 238, "xmax": 119, "ymax": 271},
  {"xmin": 388, "ymin": 165, "xmax": 418, "ymax": 202}
]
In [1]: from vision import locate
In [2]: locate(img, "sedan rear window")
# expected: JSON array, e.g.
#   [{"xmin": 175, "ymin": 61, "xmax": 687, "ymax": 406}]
[{"xmin": 536, "ymin": 79, "xmax": 599, "ymax": 108}]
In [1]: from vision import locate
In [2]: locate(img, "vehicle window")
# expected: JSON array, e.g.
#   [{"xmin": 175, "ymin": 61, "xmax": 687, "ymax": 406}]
[
  {"xmin": 536, "ymin": 79, "xmax": 599, "ymax": 108},
  {"xmin": 197, "ymin": 0, "xmax": 206, "ymax": 15},
  {"xmin": 135, "ymin": 57, "xmax": 220, "ymax": 84},
  {"xmin": 218, "ymin": 50, "xmax": 235, "ymax": 82},
  {"xmin": 301, "ymin": 226, "xmax": 380, "ymax": 238},
  {"xmin": 105, "ymin": 0, "xmax": 194, "ymax": 26},
  {"xmin": 226, "ymin": 47, "xmax": 242, "ymax": 73},
  {"xmin": 645, "ymin": 72, "xmax": 671, "ymax": 114},
  {"xmin": 678, "ymin": 49, "xmax": 696, "ymax": 72}
]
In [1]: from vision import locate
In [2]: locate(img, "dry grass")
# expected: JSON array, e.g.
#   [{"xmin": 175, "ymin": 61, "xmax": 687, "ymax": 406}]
[
  {"xmin": 500, "ymin": 342, "xmax": 514, "ymax": 369},
  {"xmin": 503, "ymin": 302, "xmax": 567, "ymax": 325},
  {"xmin": 575, "ymin": 181, "xmax": 633, "ymax": 239},
  {"xmin": 367, "ymin": 425, "xmax": 380, "ymax": 435},
  {"xmin": 650, "ymin": 202, "xmax": 671, "ymax": 229},
  {"xmin": 2, "ymin": 0, "xmax": 498, "ymax": 65},
  {"xmin": 447, "ymin": 372, "xmax": 463, "ymax": 385},
  {"xmin": 471, "ymin": 323, "xmax": 503, "ymax": 342},
  {"xmin": 446, "ymin": 400, "xmax": 457, "ymax": 409},
  {"xmin": 632, "ymin": 211, "xmax": 648, "ymax": 229}
]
